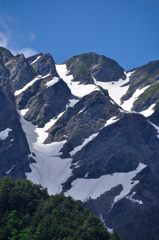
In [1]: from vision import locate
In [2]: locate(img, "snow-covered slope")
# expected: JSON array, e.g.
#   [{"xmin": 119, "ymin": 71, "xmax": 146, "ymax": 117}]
[{"xmin": 56, "ymin": 64, "xmax": 100, "ymax": 98}]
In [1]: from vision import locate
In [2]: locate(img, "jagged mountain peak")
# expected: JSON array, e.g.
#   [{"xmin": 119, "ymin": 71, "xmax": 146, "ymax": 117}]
[
  {"xmin": 0, "ymin": 46, "xmax": 13, "ymax": 63},
  {"xmin": 65, "ymin": 52, "xmax": 126, "ymax": 84}
]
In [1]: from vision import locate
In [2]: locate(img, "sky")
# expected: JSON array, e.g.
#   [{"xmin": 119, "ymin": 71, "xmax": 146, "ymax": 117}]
[{"xmin": 0, "ymin": 0, "xmax": 159, "ymax": 70}]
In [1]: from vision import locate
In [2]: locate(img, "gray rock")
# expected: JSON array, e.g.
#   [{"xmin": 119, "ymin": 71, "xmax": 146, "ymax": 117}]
[
  {"xmin": 0, "ymin": 47, "xmax": 13, "ymax": 63},
  {"xmin": 66, "ymin": 52, "xmax": 126, "ymax": 84},
  {"xmin": 46, "ymin": 89, "xmax": 121, "ymax": 157},
  {"xmin": 5, "ymin": 54, "xmax": 35, "ymax": 90},
  {"xmin": 27, "ymin": 53, "xmax": 58, "ymax": 77}
]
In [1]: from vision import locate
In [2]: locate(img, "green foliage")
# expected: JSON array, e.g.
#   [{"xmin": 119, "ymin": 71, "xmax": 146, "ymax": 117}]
[
  {"xmin": 77, "ymin": 63, "xmax": 89, "ymax": 77},
  {"xmin": 134, "ymin": 82, "xmax": 159, "ymax": 106},
  {"xmin": 0, "ymin": 177, "xmax": 119, "ymax": 240}
]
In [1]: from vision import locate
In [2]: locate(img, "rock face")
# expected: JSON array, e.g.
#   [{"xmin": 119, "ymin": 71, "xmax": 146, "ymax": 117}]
[
  {"xmin": 0, "ymin": 47, "xmax": 13, "ymax": 63},
  {"xmin": 27, "ymin": 53, "xmax": 58, "ymax": 76},
  {"xmin": 66, "ymin": 52, "xmax": 126, "ymax": 84},
  {"xmin": 1, "ymin": 47, "xmax": 159, "ymax": 240},
  {"xmin": 0, "ymin": 57, "xmax": 31, "ymax": 178},
  {"xmin": 122, "ymin": 61, "xmax": 159, "ymax": 112},
  {"xmin": 46, "ymin": 89, "xmax": 121, "ymax": 156},
  {"xmin": 17, "ymin": 75, "xmax": 73, "ymax": 127},
  {"xmin": 6, "ymin": 54, "xmax": 35, "ymax": 90}
]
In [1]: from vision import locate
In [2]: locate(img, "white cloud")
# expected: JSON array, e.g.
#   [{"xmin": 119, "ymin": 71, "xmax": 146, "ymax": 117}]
[
  {"xmin": 0, "ymin": 15, "xmax": 37, "ymax": 58},
  {"xmin": 28, "ymin": 32, "xmax": 36, "ymax": 42},
  {"xmin": 0, "ymin": 31, "xmax": 37, "ymax": 57},
  {"xmin": 0, "ymin": 32, "xmax": 9, "ymax": 48},
  {"xmin": 17, "ymin": 47, "xmax": 37, "ymax": 57}
]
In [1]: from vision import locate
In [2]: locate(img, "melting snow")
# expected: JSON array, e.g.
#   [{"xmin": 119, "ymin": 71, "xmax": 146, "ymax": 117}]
[
  {"xmin": 68, "ymin": 99, "xmax": 79, "ymax": 108},
  {"xmin": 21, "ymin": 108, "xmax": 29, "ymax": 116},
  {"xmin": 92, "ymin": 71, "xmax": 134, "ymax": 105},
  {"xmin": 6, "ymin": 164, "xmax": 15, "ymax": 175},
  {"xmin": 65, "ymin": 163, "xmax": 146, "ymax": 202},
  {"xmin": 148, "ymin": 121, "xmax": 159, "ymax": 139},
  {"xmin": 19, "ymin": 110, "xmax": 72, "ymax": 195},
  {"xmin": 104, "ymin": 116, "xmax": 119, "ymax": 127},
  {"xmin": 70, "ymin": 133, "xmax": 98, "ymax": 156},
  {"xmin": 56, "ymin": 64, "xmax": 99, "ymax": 98},
  {"xmin": 30, "ymin": 55, "xmax": 41, "ymax": 65},
  {"xmin": 126, "ymin": 192, "xmax": 143, "ymax": 205},
  {"xmin": 70, "ymin": 116, "xmax": 119, "ymax": 156},
  {"xmin": 42, "ymin": 111, "xmax": 66, "ymax": 132},
  {"xmin": 0, "ymin": 128, "xmax": 12, "ymax": 140},
  {"xmin": 45, "ymin": 77, "xmax": 59, "ymax": 88},
  {"xmin": 140, "ymin": 103, "xmax": 156, "ymax": 117},
  {"xmin": 121, "ymin": 85, "xmax": 150, "ymax": 111},
  {"xmin": 14, "ymin": 74, "xmax": 51, "ymax": 96}
]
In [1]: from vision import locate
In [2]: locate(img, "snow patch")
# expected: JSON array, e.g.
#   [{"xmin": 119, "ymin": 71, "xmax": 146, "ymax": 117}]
[
  {"xmin": 104, "ymin": 116, "xmax": 119, "ymax": 127},
  {"xmin": 68, "ymin": 99, "xmax": 79, "ymax": 108},
  {"xmin": 30, "ymin": 55, "xmax": 41, "ymax": 65},
  {"xmin": 14, "ymin": 74, "xmax": 51, "ymax": 96},
  {"xmin": 70, "ymin": 133, "xmax": 98, "ymax": 156},
  {"xmin": 45, "ymin": 77, "xmax": 59, "ymax": 88},
  {"xmin": 6, "ymin": 164, "xmax": 15, "ymax": 175},
  {"xmin": 140, "ymin": 103, "xmax": 156, "ymax": 117},
  {"xmin": 126, "ymin": 192, "xmax": 143, "ymax": 205},
  {"xmin": 121, "ymin": 85, "xmax": 150, "ymax": 111},
  {"xmin": 21, "ymin": 108, "xmax": 29, "ymax": 116},
  {"xmin": 149, "ymin": 121, "xmax": 159, "ymax": 139},
  {"xmin": 0, "ymin": 128, "xmax": 12, "ymax": 140},
  {"xmin": 70, "ymin": 116, "xmax": 119, "ymax": 157},
  {"xmin": 43, "ymin": 111, "xmax": 65, "ymax": 132},
  {"xmin": 56, "ymin": 64, "xmax": 99, "ymax": 98},
  {"xmin": 65, "ymin": 163, "xmax": 146, "ymax": 202},
  {"xmin": 93, "ymin": 71, "xmax": 134, "ymax": 105}
]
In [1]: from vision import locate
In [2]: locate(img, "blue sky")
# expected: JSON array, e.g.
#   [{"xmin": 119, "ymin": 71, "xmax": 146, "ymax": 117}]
[{"xmin": 0, "ymin": 0, "xmax": 158, "ymax": 69}]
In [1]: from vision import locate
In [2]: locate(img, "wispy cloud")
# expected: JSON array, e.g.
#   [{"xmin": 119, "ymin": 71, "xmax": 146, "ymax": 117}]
[
  {"xmin": 0, "ymin": 14, "xmax": 37, "ymax": 57},
  {"xmin": 0, "ymin": 32, "xmax": 9, "ymax": 48},
  {"xmin": 17, "ymin": 47, "xmax": 37, "ymax": 57}
]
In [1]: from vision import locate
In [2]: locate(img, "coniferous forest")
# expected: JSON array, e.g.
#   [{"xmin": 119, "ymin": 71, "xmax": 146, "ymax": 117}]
[{"xmin": 0, "ymin": 178, "xmax": 119, "ymax": 240}]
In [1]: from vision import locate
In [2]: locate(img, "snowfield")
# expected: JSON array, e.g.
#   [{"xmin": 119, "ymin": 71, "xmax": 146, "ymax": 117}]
[
  {"xmin": 56, "ymin": 64, "xmax": 100, "ymax": 98},
  {"xmin": 0, "ymin": 128, "xmax": 12, "ymax": 141},
  {"xmin": 65, "ymin": 163, "xmax": 146, "ymax": 202},
  {"xmin": 92, "ymin": 71, "xmax": 132, "ymax": 105},
  {"xmin": 20, "ymin": 110, "xmax": 72, "ymax": 195}
]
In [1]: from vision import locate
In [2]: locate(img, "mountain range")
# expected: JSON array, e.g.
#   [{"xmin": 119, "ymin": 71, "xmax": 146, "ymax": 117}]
[{"xmin": 0, "ymin": 46, "xmax": 159, "ymax": 240}]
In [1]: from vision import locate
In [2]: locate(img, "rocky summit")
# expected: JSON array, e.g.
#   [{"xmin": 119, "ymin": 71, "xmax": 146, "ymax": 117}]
[{"xmin": 1, "ymin": 46, "xmax": 159, "ymax": 240}]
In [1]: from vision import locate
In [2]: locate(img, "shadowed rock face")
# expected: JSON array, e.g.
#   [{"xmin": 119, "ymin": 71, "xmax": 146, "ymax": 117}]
[
  {"xmin": 122, "ymin": 61, "xmax": 159, "ymax": 112},
  {"xmin": 0, "ymin": 59, "xmax": 31, "ymax": 178},
  {"xmin": 149, "ymin": 105, "xmax": 159, "ymax": 125},
  {"xmin": 27, "ymin": 53, "xmax": 58, "ymax": 77},
  {"xmin": 62, "ymin": 113, "xmax": 159, "ymax": 189},
  {"xmin": 0, "ymin": 47, "xmax": 13, "ymax": 63},
  {"xmin": 23, "ymin": 78, "xmax": 74, "ymax": 127},
  {"xmin": 46, "ymin": 89, "xmax": 121, "ymax": 156},
  {"xmin": 5, "ymin": 54, "xmax": 35, "ymax": 90},
  {"xmin": 86, "ymin": 166, "xmax": 159, "ymax": 240},
  {"xmin": 62, "ymin": 113, "xmax": 159, "ymax": 240},
  {"xmin": 65, "ymin": 52, "xmax": 126, "ymax": 84}
]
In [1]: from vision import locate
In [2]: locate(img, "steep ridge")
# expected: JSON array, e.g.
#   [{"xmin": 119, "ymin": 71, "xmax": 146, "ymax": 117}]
[
  {"xmin": 15, "ymin": 54, "xmax": 77, "ymax": 127},
  {"xmin": 0, "ymin": 50, "xmax": 32, "ymax": 178},
  {"xmin": 121, "ymin": 61, "xmax": 159, "ymax": 116},
  {"xmin": 65, "ymin": 52, "xmax": 126, "ymax": 84},
  {"xmin": 46, "ymin": 89, "xmax": 121, "ymax": 157}
]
